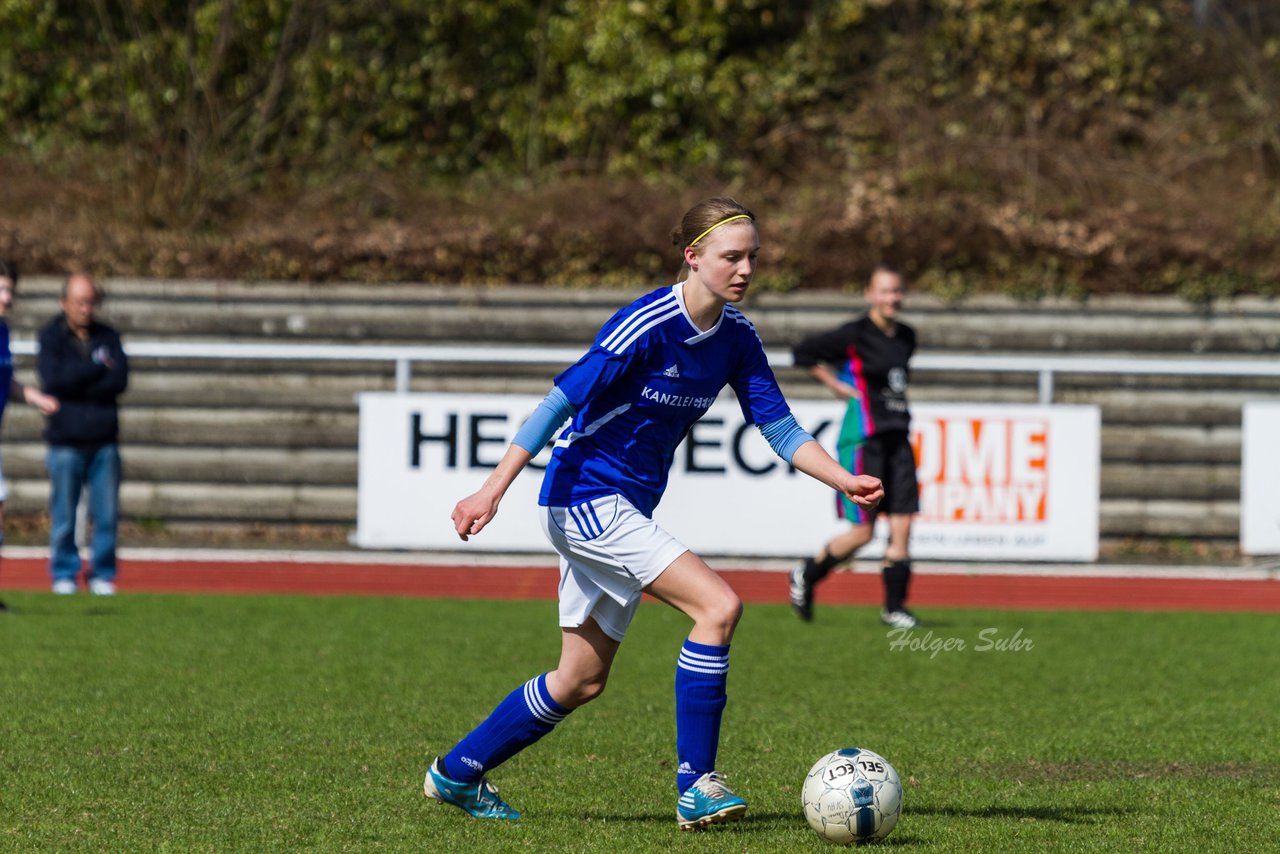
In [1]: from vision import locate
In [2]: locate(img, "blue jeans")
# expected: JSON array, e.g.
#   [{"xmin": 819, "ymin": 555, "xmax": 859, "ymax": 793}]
[{"xmin": 46, "ymin": 444, "xmax": 121, "ymax": 584}]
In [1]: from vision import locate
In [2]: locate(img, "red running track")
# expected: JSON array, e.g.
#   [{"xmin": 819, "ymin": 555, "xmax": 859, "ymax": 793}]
[{"xmin": 2, "ymin": 554, "xmax": 1278, "ymax": 613}]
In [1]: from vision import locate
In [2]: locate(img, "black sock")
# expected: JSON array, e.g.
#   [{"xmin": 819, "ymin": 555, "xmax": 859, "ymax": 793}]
[
  {"xmin": 803, "ymin": 550, "xmax": 846, "ymax": 584},
  {"xmin": 882, "ymin": 559, "xmax": 911, "ymax": 612}
]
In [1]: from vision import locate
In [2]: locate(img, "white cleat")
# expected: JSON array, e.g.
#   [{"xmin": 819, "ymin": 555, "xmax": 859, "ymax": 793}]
[{"xmin": 880, "ymin": 609, "xmax": 920, "ymax": 629}]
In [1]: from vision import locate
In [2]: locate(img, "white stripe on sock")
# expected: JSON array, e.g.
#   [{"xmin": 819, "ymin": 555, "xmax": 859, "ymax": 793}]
[
  {"xmin": 678, "ymin": 648, "xmax": 729, "ymax": 674},
  {"xmin": 523, "ymin": 678, "xmax": 566, "ymax": 725}
]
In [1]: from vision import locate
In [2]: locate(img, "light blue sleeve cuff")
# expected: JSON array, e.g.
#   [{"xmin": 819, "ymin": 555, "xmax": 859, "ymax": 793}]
[
  {"xmin": 512, "ymin": 386, "xmax": 575, "ymax": 454},
  {"xmin": 757, "ymin": 413, "xmax": 814, "ymax": 464}
]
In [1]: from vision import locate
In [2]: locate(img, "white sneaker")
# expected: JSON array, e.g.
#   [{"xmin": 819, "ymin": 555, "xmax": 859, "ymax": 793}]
[
  {"xmin": 880, "ymin": 609, "xmax": 920, "ymax": 629},
  {"xmin": 789, "ymin": 564, "xmax": 814, "ymax": 622},
  {"xmin": 89, "ymin": 579, "xmax": 118, "ymax": 596},
  {"xmin": 52, "ymin": 579, "xmax": 77, "ymax": 595}
]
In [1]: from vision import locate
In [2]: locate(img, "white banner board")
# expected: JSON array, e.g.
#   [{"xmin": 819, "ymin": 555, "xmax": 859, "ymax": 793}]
[
  {"xmin": 356, "ymin": 393, "xmax": 1100, "ymax": 560},
  {"xmin": 1241, "ymin": 402, "xmax": 1280, "ymax": 555}
]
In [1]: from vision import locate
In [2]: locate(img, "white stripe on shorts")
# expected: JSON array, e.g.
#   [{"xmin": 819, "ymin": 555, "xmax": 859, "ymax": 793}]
[{"xmin": 541, "ymin": 494, "xmax": 689, "ymax": 642}]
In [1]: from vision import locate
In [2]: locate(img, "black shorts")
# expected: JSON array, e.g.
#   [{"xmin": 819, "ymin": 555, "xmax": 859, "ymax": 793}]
[{"xmin": 838, "ymin": 429, "xmax": 919, "ymax": 523}]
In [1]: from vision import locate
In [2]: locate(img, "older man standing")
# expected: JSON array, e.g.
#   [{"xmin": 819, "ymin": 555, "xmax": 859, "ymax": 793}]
[{"xmin": 37, "ymin": 274, "xmax": 129, "ymax": 595}]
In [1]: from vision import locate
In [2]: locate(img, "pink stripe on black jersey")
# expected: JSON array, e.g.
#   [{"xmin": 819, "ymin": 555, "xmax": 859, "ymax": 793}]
[{"xmin": 844, "ymin": 343, "xmax": 876, "ymax": 437}]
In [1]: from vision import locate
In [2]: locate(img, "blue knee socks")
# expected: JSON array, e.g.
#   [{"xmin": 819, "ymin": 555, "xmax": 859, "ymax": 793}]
[
  {"xmin": 675, "ymin": 639, "xmax": 730, "ymax": 794},
  {"xmin": 442, "ymin": 673, "xmax": 570, "ymax": 783}
]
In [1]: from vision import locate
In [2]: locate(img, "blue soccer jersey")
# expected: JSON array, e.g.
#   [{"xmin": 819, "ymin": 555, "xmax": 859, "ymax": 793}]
[{"xmin": 539, "ymin": 283, "xmax": 791, "ymax": 517}]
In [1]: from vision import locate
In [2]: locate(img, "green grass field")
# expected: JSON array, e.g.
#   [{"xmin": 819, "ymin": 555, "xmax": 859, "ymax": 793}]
[{"xmin": 1, "ymin": 591, "xmax": 1277, "ymax": 852}]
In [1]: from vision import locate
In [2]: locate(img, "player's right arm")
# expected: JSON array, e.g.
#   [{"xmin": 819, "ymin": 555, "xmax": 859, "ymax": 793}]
[
  {"xmin": 451, "ymin": 444, "xmax": 535, "ymax": 541},
  {"xmin": 452, "ymin": 298, "xmax": 648, "ymax": 541},
  {"xmin": 450, "ymin": 385, "xmax": 576, "ymax": 541},
  {"xmin": 793, "ymin": 323, "xmax": 859, "ymax": 400}
]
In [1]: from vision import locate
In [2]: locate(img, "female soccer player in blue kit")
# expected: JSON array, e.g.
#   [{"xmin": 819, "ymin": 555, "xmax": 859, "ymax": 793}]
[
  {"xmin": 0, "ymin": 260, "xmax": 60, "ymax": 612},
  {"xmin": 427, "ymin": 198, "xmax": 884, "ymax": 830}
]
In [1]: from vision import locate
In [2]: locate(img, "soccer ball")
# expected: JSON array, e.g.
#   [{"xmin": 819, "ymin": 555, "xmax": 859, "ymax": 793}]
[{"xmin": 802, "ymin": 748, "xmax": 903, "ymax": 844}]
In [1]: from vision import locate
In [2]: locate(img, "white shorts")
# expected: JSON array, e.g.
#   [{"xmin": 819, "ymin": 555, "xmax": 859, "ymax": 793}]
[
  {"xmin": 540, "ymin": 494, "xmax": 689, "ymax": 642},
  {"xmin": 0, "ymin": 453, "xmax": 8, "ymax": 502}
]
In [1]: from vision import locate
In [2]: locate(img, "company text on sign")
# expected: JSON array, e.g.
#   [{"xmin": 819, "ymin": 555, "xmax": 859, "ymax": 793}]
[{"xmin": 913, "ymin": 417, "xmax": 1048, "ymax": 523}]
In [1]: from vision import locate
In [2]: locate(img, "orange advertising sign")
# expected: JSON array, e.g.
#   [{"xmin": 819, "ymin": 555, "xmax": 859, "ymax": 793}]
[{"xmin": 913, "ymin": 417, "xmax": 1049, "ymax": 523}]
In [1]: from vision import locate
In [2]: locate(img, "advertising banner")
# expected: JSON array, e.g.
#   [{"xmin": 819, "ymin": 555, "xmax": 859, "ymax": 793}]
[
  {"xmin": 356, "ymin": 393, "xmax": 1100, "ymax": 560},
  {"xmin": 1241, "ymin": 402, "xmax": 1280, "ymax": 555}
]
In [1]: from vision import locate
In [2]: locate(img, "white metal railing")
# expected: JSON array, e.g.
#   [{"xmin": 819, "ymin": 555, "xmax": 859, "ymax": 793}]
[
  {"xmin": 909, "ymin": 353, "xmax": 1280, "ymax": 404},
  {"xmin": 13, "ymin": 341, "xmax": 1280, "ymax": 403}
]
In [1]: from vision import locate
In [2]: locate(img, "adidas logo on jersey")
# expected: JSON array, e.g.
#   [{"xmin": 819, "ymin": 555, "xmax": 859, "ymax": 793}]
[{"xmin": 663, "ymin": 364, "xmax": 680, "ymax": 378}]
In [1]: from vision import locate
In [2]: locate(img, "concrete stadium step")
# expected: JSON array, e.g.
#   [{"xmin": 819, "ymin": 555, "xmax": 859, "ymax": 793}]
[
  {"xmin": 124, "ymin": 409, "xmax": 360, "ymax": 448},
  {"xmin": 1101, "ymin": 463, "xmax": 1240, "ymax": 501},
  {"xmin": 1101, "ymin": 498, "xmax": 1241, "ymax": 539},
  {"xmin": 11, "ymin": 278, "xmax": 1280, "ymax": 354},
  {"xmin": 6, "ymin": 480, "xmax": 354, "ymax": 524},
  {"xmin": 2, "ymin": 362, "xmax": 1264, "ymax": 430},
  {"xmin": 2, "ymin": 408, "xmax": 357, "ymax": 448},
  {"xmin": 1101, "ymin": 426, "xmax": 1240, "ymax": 464},
  {"xmin": 12, "ymin": 368, "xmax": 1256, "ymax": 422},
  {"xmin": 1, "ymin": 444, "xmax": 353, "ymax": 486}
]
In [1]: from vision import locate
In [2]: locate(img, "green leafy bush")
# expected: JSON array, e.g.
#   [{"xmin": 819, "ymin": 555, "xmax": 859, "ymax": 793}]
[{"xmin": 1, "ymin": 1, "xmax": 1278, "ymax": 294}]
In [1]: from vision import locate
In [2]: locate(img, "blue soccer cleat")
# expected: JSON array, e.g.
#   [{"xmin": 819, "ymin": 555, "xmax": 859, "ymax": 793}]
[
  {"xmin": 676, "ymin": 771, "xmax": 748, "ymax": 830},
  {"xmin": 423, "ymin": 757, "xmax": 521, "ymax": 820}
]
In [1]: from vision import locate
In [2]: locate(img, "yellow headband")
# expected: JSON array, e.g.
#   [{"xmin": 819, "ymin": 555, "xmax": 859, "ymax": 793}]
[{"xmin": 686, "ymin": 214, "xmax": 753, "ymax": 250}]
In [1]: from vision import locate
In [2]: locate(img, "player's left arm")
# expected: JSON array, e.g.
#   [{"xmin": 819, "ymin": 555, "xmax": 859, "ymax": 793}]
[{"xmin": 756, "ymin": 414, "xmax": 883, "ymax": 509}]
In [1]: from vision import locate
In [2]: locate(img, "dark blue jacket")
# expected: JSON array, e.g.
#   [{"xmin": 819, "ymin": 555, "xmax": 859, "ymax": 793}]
[{"xmin": 37, "ymin": 315, "xmax": 129, "ymax": 447}]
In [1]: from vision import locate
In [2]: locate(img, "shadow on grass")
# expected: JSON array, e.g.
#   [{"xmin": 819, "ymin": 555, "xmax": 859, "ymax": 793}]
[
  {"xmin": 0, "ymin": 601, "xmax": 122, "ymax": 618},
  {"xmin": 569, "ymin": 803, "xmax": 1129, "ymax": 831},
  {"xmin": 559, "ymin": 810, "xmax": 932, "ymax": 846},
  {"xmin": 564, "ymin": 809, "xmax": 795, "ymax": 826},
  {"xmin": 910, "ymin": 804, "xmax": 1132, "ymax": 823}
]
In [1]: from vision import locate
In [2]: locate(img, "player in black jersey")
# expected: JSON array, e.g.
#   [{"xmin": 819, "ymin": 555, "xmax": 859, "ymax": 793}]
[{"xmin": 788, "ymin": 264, "xmax": 921, "ymax": 628}]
